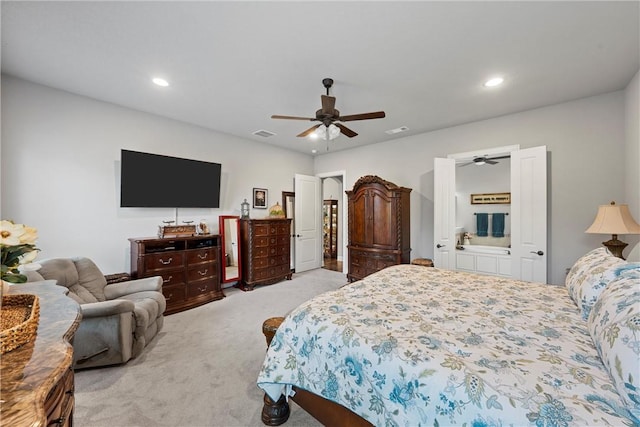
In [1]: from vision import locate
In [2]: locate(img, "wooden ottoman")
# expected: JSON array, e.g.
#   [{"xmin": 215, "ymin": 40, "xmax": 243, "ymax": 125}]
[{"xmin": 411, "ymin": 258, "xmax": 434, "ymax": 267}]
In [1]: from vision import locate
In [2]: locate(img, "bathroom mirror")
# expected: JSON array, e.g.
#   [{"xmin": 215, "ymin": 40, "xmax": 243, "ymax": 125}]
[{"xmin": 219, "ymin": 215, "xmax": 241, "ymax": 283}]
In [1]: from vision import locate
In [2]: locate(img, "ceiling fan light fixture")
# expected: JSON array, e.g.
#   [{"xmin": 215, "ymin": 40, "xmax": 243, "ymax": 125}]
[
  {"xmin": 474, "ymin": 158, "xmax": 486, "ymax": 165},
  {"xmin": 315, "ymin": 124, "xmax": 340, "ymax": 140}
]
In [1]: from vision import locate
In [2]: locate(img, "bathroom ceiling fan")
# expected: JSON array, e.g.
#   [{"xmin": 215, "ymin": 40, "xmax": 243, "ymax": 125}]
[
  {"xmin": 459, "ymin": 155, "xmax": 510, "ymax": 167},
  {"xmin": 271, "ymin": 78, "xmax": 386, "ymax": 139}
]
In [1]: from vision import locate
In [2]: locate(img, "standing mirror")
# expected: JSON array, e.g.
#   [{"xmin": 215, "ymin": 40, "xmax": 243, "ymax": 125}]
[
  {"xmin": 219, "ymin": 215, "xmax": 241, "ymax": 283},
  {"xmin": 282, "ymin": 191, "xmax": 295, "ymax": 272}
]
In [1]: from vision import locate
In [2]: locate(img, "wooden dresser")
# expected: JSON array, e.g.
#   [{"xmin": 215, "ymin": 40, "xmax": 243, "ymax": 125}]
[
  {"xmin": 240, "ymin": 218, "xmax": 292, "ymax": 291},
  {"xmin": 129, "ymin": 235, "xmax": 224, "ymax": 314},
  {"xmin": 346, "ymin": 175, "xmax": 411, "ymax": 282},
  {"xmin": 1, "ymin": 280, "xmax": 81, "ymax": 426}
]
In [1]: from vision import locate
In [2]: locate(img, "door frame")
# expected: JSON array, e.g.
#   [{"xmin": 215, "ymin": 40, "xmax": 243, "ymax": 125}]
[
  {"xmin": 317, "ymin": 170, "xmax": 347, "ymax": 274},
  {"xmin": 447, "ymin": 145, "xmax": 519, "ymax": 163}
]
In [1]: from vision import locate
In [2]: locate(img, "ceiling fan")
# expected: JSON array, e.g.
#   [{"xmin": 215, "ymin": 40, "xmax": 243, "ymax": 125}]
[
  {"xmin": 271, "ymin": 78, "xmax": 386, "ymax": 139},
  {"xmin": 459, "ymin": 155, "xmax": 511, "ymax": 167}
]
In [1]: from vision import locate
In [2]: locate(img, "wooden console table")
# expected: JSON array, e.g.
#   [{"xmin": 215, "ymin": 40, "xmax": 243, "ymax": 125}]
[{"xmin": 1, "ymin": 280, "xmax": 81, "ymax": 426}]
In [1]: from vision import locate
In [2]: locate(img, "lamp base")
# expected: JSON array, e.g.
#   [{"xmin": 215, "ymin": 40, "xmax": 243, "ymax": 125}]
[{"xmin": 602, "ymin": 234, "xmax": 628, "ymax": 259}]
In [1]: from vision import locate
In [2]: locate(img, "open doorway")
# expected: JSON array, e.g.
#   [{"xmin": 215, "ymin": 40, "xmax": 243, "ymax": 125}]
[{"xmin": 319, "ymin": 172, "xmax": 346, "ymax": 273}]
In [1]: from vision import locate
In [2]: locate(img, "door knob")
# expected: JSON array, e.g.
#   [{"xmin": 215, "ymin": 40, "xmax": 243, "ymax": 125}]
[
  {"xmin": 436, "ymin": 244, "xmax": 445, "ymax": 249},
  {"xmin": 530, "ymin": 250, "xmax": 544, "ymax": 256}
]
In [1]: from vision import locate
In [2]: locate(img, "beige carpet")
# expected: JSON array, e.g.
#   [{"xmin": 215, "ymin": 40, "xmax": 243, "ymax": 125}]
[{"xmin": 74, "ymin": 268, "xmax": 347, "ymax": 427}]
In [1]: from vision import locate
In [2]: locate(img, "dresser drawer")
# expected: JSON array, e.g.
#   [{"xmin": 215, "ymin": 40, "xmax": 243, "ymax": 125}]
[
  {"xmin": 187, "ymin": 264, "xmax": 215, "ymax": 282},
  {"xmin": 187, "ymin": 279, "xmax": 217, "ymax": 298},
  {"xmin": 45, "ymin": 366, "xmax": 74, "ymax": 426},
  {"xmin": 275, "ymin": 223, "xmax": 290, "ymax": 235},
  {"xmin": 162, "ymin": 283, "xmax": 186, "ymax": 305},
  {"xmin": 253, "ymin": 236, "xmax": 269, "ymax": 247},
  {"xmin": 145, "ymin": 252, "xmax": 184, "ymax": 271},
  {"xmin": 157, "ymin": 270, "xmax": 185, "ymax": 286},
  {"xmin": 253, "ymin": 224, "xmax": 270, "ymax": 236},
  {"xmin": 275, "ymin": 244, "xmax": 289, "ymax": 256},
  {"xmin": 186, "ymin": 248, "xmax": 216, "ymax": 264}
]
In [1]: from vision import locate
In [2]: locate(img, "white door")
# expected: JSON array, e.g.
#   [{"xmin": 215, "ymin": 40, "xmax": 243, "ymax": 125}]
[
  {"xmin": 294, "ymin": 173, "xmax": 322, "ymax": 272},
  {"xmin": 434, "ymin": 157, "xmax": 456, "ymax": 269},
  {"xmin": 511, "ymin": 146, "xmax": 547, "ymax": 283}
]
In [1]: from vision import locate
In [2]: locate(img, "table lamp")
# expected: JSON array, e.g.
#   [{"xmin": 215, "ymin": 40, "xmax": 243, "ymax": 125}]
[{"xmin": 585, "ymin": 201, "xmax": 640, "ymax": 259}]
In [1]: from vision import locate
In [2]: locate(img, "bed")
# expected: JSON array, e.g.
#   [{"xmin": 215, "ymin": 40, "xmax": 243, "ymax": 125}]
[{"xmin": 257, "ymin": 248, "xmax": 639, "ymax": 426}]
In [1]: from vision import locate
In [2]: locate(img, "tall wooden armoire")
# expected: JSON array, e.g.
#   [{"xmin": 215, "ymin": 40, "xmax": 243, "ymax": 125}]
[{"xmin": 346, "ymin": 175, "xmax": 411, "ymax": 282}]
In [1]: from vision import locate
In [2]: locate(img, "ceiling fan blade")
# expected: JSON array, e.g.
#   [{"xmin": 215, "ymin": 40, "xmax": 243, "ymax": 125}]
[
  {"xmin": 485, "ymin": 159, "xmax": 499, "ymax": 165},
  {"xmin": 486, "ymin": 155, "xmax": 511, "ymax": 161},
  {"xmin": 296, "ymin": 124, "xmax": 322, "ymax": 137},
  {"xmin": 271, "ymin": 115, "xmax": 316, "ymax": 121},
  {"xmin": 321, "ymin": 95, "xmax": 336, "ymax": 115},
  {"xmin": 338, "ymin": 111, "xmax": 386, "ymax": 122},
  {"xmin": 334, "ymin": 123, "xmax": 358, "ymax": 138}
]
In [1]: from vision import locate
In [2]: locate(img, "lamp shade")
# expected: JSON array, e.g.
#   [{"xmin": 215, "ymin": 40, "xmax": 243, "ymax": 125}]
[{"xmin": 585, "ymin": 202, "xmax": 640, "ymax": 235}]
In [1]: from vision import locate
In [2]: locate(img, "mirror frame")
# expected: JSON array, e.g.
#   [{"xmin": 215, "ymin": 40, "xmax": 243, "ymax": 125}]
[
  {"xmin": 282, "ymin": 191, "xmax": 295, "ymax": 218},
  {"xmin": 219, "ymin": 215, "xmax": 242, "ymax": 284}
]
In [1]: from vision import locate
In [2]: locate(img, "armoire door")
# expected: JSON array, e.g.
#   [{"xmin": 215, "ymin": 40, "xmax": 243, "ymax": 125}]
[{"xmin": 369, "ymin": 188, "xmax": 395, "ymax": 249}]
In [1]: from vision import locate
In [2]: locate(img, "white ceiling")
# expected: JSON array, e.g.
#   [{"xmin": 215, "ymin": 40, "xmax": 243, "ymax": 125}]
[{"xmin": 2, "ymin": 1, "xmax": 638, "ymax": 155}]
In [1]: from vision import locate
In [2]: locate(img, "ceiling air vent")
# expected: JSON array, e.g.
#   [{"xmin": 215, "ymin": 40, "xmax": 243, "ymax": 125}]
[
  {"xmin": 385, "ymin": 126, "xmax": 409, "ymax": 135},
  {"xmin": 253, "ymin": 129, "xmax": 276, "ymax": 138}
]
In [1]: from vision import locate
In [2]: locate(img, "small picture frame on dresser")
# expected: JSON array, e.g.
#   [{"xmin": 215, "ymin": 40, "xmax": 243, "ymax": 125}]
[{"xmin": 253, "ymin": 188, "xmax": 267, "ymax": 209}]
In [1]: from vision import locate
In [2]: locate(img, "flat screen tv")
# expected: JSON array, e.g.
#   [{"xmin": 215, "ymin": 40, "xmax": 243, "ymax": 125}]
[{"xmin": 120, "ymin": 149, "xmax": 221, "ymax": 208}]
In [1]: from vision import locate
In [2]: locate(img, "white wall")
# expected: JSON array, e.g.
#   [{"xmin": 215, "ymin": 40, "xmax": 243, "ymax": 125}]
[
  {"xmin": 2, "ymin": 75, "xmax": 635, "ymax": 283},
  {"xmin": 1, "ymin": 76, "xmax": 314, "ymax": 273},
  {"xmin": 625, "ymin": 70, "xmax": 640, "ymax": 261},
  {"xmin": 315, "ymin": 91, "xmax": 626, "ymax": 285}
]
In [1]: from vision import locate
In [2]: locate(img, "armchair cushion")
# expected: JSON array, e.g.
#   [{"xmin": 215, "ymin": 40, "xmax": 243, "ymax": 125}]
[
  {"xmin": 37, "ymin": 257, "xmax": 108, "ymax": 303},
  {"xmin": 104, "ymin": 276, "xmax": 162, "ymax": 299},
  {"xmin": 80, "ymin": 300, "xmax": 136, "ymax": 318}
]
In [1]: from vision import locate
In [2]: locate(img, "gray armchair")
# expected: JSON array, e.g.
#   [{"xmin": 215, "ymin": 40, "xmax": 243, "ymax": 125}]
[{"xmin": 26, "ymin": 257, "xmax": 165, "ymax": 369}]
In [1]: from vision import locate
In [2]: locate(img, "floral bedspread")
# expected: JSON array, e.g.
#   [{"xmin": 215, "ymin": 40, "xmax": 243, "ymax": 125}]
[{"xmin": 257, "ymin": 265, "xmax": 634, "ymax": 426}]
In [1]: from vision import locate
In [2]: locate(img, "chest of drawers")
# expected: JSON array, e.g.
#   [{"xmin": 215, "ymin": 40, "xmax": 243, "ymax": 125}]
[
  {"xmin": 240, "ymin": 218, "xmax": 292, "ymax": 291},
  {"xmin": 129, "ymin": 235, "xmax": 223, "ymax": 314}
]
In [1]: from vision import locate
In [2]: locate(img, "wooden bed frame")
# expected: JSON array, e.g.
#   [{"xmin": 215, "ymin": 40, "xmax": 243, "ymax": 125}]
[{"xmin": 261, "ymin": 317, "xmax": 373, "ymax": 427}]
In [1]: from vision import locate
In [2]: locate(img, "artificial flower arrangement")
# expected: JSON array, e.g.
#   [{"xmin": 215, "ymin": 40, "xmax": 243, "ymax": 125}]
[{"xmin": 1, "ymin": 220, "xmax": 40, "ymax": 283}]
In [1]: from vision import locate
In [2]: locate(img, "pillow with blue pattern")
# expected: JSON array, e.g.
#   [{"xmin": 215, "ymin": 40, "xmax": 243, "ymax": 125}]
[
  {"xmin": 588, "ymin": 263, "xmax": 640, "ymax": 420},
  {"xmin": 565, "ymin": 247, "xmax": 626, "ymax": 319}
]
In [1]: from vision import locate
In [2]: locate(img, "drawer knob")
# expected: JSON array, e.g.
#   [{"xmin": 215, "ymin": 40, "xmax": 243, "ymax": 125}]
[
  {"xmin": 163, "ymin": 275, "xmax": 173, "ymax": 283},
  {"xmin": 198, "ymin": 269, "xmax": 208, "ymax": 276},
  {"xmin": 198, "ymin": 253, "xmax": 209, "ymax": 259},
  {"xmin": 198, "ymin": 285, "xmax": 209, "ymax": 292},
  {"xmin": 158, "ymin": 257, "xmax": 173, "ymax": 265}
]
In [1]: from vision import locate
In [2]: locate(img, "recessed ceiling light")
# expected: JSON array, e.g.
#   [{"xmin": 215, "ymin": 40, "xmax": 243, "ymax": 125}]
[
  {"xmin": 152, "ymin": 77, "xmax": 169, "ymax": 87},
  {"xmin": 311, "ymin": 149, "xmax": 317, "ymax": 154},
  {"xmin": 484, "ymin": 77, "xmax": 504, "ymax": 88}
]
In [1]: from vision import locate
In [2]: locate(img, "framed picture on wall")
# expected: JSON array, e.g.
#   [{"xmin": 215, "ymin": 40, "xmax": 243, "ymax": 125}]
[
  {"xmin": 471, "ymin": 192, "xmax": 511, "ymax": 204},
  {"xmin": 253, "ymin": 188, "xmax": 268, "ymax": 209}
]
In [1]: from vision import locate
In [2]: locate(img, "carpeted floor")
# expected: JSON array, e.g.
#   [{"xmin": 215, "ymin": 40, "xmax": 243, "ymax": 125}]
[{"xmin": 74, "ymin": 268, "xmax": 347, "ymax": 427}]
